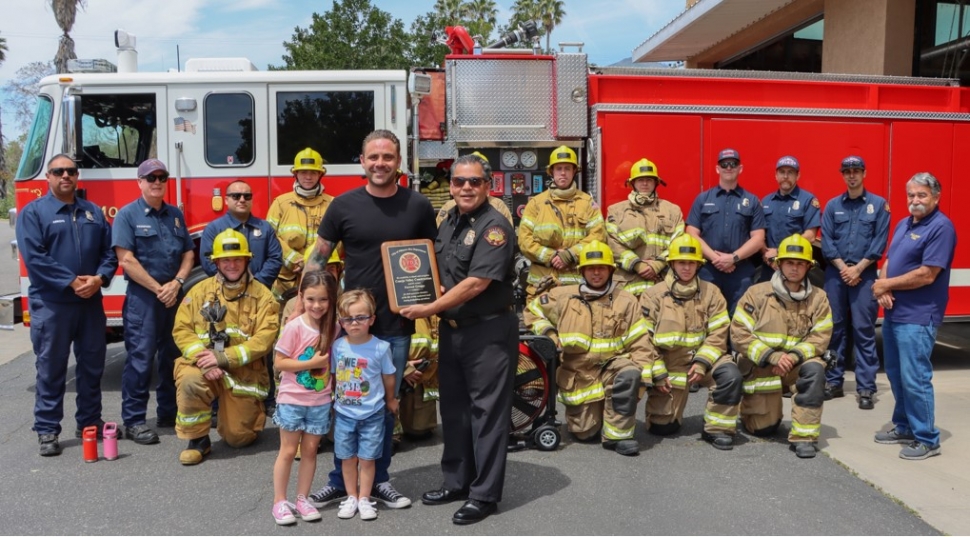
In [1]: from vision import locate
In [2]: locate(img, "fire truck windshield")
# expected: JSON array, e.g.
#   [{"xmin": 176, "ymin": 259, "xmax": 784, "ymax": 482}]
[{"xmin": 15, "ymin": 96, "xmax": 53, "ymax": 181}]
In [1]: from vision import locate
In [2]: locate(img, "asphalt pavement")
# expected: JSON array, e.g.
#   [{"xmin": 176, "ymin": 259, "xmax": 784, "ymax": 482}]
[{"xmin": 0, "ymin": 218, "xmax": 966, "ymax": 535}]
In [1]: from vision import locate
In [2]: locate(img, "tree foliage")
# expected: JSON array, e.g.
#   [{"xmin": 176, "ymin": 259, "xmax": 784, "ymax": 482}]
[
  {"xmin": 408, "ymin": 12, "xmax": 448, "ymax": 68},
  {"xmin": 273, "ymin": 0, "xmax": 412, "ymax": 71},
  {"xmin": 51, "ymin": 0, "xmax": 86, "ymax": 74},
  {"xmin": 3, "ymin": 62, "xmax": 56, "ymax": 133}
]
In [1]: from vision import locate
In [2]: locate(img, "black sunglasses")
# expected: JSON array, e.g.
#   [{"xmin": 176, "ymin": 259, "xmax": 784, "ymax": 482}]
[
  {"xmin": 227, "ymin": 192, "xmax": 253, "ymax": 201},
  {"xmin": 48, "ymin": 167, "xmax": 79, "ymax": 177},
  {"xmin": 451, "ymin": 176, "xmax": 487, "ymax": 188},
  {"xmin": 718, "ymin": 161, "xmax": 740, "ymax": 170},
  {"xmin": 141, "ymin": 174, "xmax": 169, "ymax": 183}
]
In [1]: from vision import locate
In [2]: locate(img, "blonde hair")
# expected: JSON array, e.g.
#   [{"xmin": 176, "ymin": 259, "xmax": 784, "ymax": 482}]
[{"xmin": 337, "ymin": 289, "xmax": 376, "ymax": 318}]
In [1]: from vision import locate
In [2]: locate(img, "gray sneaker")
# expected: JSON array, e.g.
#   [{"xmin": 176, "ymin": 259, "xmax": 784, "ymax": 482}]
[
  {"xmin": 899, "ymin": 441, "xmax": 941, "ymax": 461},
  {"xmin": 874, "ymin": 428, "xmax": 915, "ymax": 444}
]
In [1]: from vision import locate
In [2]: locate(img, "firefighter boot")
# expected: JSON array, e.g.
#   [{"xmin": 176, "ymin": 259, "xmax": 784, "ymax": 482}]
[
  {"xmin": 180, "ymin": 435, "xmax": 212, "ymax": 465},
  {"xmin": 790, "ymin": 441, "xmax": 818, "ymax": 459},
  {"xmin": 701, "ymin": 431, "xmax": 734, "ymax": 451},
  {"xmin": 602, "ymin": 439, "xmax": 640, "ymax": 456}
]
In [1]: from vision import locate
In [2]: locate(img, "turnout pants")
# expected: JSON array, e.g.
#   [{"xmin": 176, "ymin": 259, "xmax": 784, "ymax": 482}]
[
  {"xmin": 29, "ymin": 297, "xmax": 107, "ymax": 436},
  {"xmin": 438, "ymin": 313, "xmax": 517, "ymax": 503},
  {"xmin": 562, "ymin": 357, "xmax": 641, "ymax": 441},
  {"xmin": 174, "ymin": 360, "xmax": 266, "ymax": 447},
  {"xmin": 739, "ymin": 357, "xmax": 826, "ymax": 443},
  {"xmin": 645, "ymin": 355, "xmax": 742, "ymax": 435}
]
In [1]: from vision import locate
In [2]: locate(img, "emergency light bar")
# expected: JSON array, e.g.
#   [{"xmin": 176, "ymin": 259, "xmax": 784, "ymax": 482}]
[{"xmin": 67, "ymin": 59, "xmax": 118, "ymax": 74}]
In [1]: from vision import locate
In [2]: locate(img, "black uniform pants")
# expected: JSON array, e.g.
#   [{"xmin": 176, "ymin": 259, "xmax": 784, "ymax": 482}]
[{"xmin": 438, "ymin": 312, "xmax": 517, "ymax": 503}]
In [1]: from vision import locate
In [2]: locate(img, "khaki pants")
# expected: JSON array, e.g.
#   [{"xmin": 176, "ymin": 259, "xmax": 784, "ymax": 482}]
[
  {"xmin": 646, "ymin": 355, "xmax": 741, "ymax": 435},
  {"xmin": 174, "ymin": 360, "xmax": 266, "ymax": 447},
  {"xmin": 740, "ymin": 357, "xmax": 825, "ymax": 442},
  {"xmin": 563, "ymin": 358, "xmax": 640, "ymax": 441}
]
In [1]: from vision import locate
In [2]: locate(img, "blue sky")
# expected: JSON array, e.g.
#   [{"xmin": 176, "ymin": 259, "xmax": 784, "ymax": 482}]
[{"xmin": 0, "ymin": 0, "xmax": 685, "ymax": 137}]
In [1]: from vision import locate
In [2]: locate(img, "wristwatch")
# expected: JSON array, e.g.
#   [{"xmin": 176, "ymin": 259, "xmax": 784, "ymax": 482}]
[
  {"xmin": 732, "ymin": 253, "xmax": 740, "ymax": 265},
  {"xmin": 175, "ymin": 276, "xmax": 186, "ymax": 286},
  {"xmin": 98, "ymin": 274, "xmax": 110, "ymax": 286}
]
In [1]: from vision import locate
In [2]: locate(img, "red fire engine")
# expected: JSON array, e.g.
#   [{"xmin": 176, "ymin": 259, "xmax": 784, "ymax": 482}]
[{"xmin": 11, "ymin": 28, "xmax": 970, "ymax": 330}]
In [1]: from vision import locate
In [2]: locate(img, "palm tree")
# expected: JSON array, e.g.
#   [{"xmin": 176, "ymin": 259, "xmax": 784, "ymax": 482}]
[
  {"xmin": 0, "ymin": 32, "xmax": 8, "ymax": 64},
  {"xmin": 50, "ymin": 0, "xmax": 86, "ymax": 74},
  {"xmin": 538, "ymin": 0, "xmax": 565, "ymax": 53},
  {"xmin": 463, "ymin": 0, "xmax": 498, "ymax": 45},
  {"xmin": 508, "ymin": 0, "xmax": 544, "ymax": 49},
  {"xmin": 434, "ymin": 0, "xmax": 464, "ymax": 26}
]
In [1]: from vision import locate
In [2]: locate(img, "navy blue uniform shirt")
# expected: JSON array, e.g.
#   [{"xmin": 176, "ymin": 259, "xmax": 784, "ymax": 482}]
[
  {"xmin": 821, "ymin": 190, "xmax": 890, "ymax": 265},
  {"xmin": 199, "ymin": 213, "xmax": 282, "ymax": 288},
  {"xmin": 884, "ymin": 208, "xmax": 956, "ymax": 326},
  {"xmin": 686, "ymin": 185, "xmax": 766, "ymax": 256},
  {"xmin": 16, "ymin": 193, "xmax": 117, "ymax": 303},
  {"xmin": 112, "ymin": 197, "xmax": 194, "ymax": 286},
  {"xmin": 761, "ymin": 186, "xmax": 821, "ymax": 249}
]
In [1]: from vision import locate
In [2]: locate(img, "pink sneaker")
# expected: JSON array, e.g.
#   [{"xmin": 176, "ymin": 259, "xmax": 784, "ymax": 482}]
[
  {"xmin": 295, "ymin": 495, "xmax": 322, "ymax": 521},
  {"xmin": 272, "ymin": 500, "xmax": 296, "ymax": 525}
]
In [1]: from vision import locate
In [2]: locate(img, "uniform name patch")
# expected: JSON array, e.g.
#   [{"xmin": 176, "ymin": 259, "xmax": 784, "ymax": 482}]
[
  {"xmin": 743, "ymin": 303, "xmax": 755, "ymax": 315},
  {"xmin": 484, "ymin": 226, "xmax": 507, "ymax": 246},
  {"xmin": 540, "ymin": 294, "xmax": 549, "ymax": 305}
]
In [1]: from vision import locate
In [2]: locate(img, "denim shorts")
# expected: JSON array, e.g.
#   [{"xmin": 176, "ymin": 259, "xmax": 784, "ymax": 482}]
[
  {"xmin": 273, "ymin": 403, "xmax": 332, "ymax": 436},
  {"xmin": 333, "ymin": 411, "xmax": 384, "ymax": 460}
]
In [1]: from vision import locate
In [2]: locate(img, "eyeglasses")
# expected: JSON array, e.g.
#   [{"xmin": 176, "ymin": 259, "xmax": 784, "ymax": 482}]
[
  {"xmin": 718, "ymin": 161, "xmax": 740, "ymax": 170},
  {"xmin": 48, "ymin": 167, "xmax": 79, "ymax": 177},
  {"xmin": 338, "ymin": 315, "xmax": 373, "ymax": 325},
  {"xmin": 451, "ymin": 176, "xmax": 487, "ymax": 188},
  {"xmin": 141, "ymin": 173, "xmax": 169, "ymax": 183},
  {"xmin": 226, "ymin": 192, "xmax": 253, "ymax": 201}
]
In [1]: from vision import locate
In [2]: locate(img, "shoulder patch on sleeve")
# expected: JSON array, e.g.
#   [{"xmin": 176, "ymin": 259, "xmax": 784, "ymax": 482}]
[
  {"xmin": 811, "ymin": 197, "xmax": 820, "ymax": 209},
  {"xmin": 540, "ymin": 294, "xmax": 549, "ymax": 305},
  {"xmin": 884, "ymin": 202, "xmax": 891, "ymax": 213},
  {"xmin": 743, "ymin": 303, "xmax": 755, "ymax": 315},
  {"xmin": 484, "ymin": 226, "xmax": 508, "ymax": 246}
]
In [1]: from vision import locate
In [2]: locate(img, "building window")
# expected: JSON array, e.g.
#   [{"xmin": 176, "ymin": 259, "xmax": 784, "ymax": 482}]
[
  {"xmin": 916, "ymin": 0, "xmax": 970, "ymax": 82},
  {"xmin": 718, "ymin": 17, "xmax": 824, "ymax": 72},
  {"xmin": 275, "ymin": 91, "xmax": 375, "ymax": 166},
  {"xmin": 204, "ymin": 93, "xmax": 255, "ymax": 167}
]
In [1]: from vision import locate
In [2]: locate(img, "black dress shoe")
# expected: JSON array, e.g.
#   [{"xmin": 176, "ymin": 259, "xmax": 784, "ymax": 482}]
[
  {"xmin": 75, "ymin": 420, "xmax": 109, "ymax": 439},
  {"xmin": 38, "ymin": 434, "xmax": 62, "ymax": 457},
  {"xmin": 125, "ymin": 424, "xmax": 160, "ymax": 445},
  {"xmin": 453, "ymin": 499, "xmax": 497, "ymax": 525},
  {"xmin": 422, "ymin": 488, "xmax": 468, "ymax": 505},
  {"xmin": 823, "ymin": 384, "xmax": 844, "ymax": 400},
  {"xmin": 858, "ymin": 391, "xmax": 874, "ymax": 410}
]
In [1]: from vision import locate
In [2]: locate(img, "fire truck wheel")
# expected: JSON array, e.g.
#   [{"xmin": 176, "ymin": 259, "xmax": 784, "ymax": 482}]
[{"xmin": 183, "ymin": 266, "xmax": 208, "ymax": 294}]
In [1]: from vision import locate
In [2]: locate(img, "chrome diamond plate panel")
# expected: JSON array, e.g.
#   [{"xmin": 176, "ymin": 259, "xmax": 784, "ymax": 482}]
[
  {"xmin": 447, "ymin": 58, "xmax": 555, "ymax": 142},
  {"xmin": 419, "ymin": 140, "xmax": 458, "ymax": 161},
  {"xmin": 556, "ymin": 53, "xmax": 588, "ymax": 138}
]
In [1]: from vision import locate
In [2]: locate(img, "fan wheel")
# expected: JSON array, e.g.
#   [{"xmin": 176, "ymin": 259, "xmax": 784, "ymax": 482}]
[{"xmin": 510, "ymin": 343, "xmax": 550, "ymax": 433}]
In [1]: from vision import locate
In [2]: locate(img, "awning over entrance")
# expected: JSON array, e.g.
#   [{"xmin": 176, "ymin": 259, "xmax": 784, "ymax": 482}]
[{"xmin": 632, "ymin": 0, "xmax": 798, "ymax": 62}]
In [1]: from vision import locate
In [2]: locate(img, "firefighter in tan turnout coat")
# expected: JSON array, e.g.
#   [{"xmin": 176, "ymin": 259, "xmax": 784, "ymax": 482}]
[
  {"xmin": 639, "ymin": 234, "xmax": 743, "ymax": 450},
  {"xmin": 731, "ymin": 234, "xmax": 833, "ymax": 458},
  {"xmin": 525, "ymin": 241, "xmax": 651, "ymax": 456},
  {"xmin": 606, "ymin": 158, "xmax": 684, "ymax": 297}
]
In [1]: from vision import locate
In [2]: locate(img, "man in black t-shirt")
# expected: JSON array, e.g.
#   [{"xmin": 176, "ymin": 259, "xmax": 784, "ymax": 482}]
[{"xmin": 304, "ymin": 129, "xmax": 437, "ymax": 512}]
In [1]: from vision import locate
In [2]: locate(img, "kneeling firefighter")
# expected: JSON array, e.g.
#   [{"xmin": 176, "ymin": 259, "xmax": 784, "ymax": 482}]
[
  {"xmin": 639, "ymin": 234, "xmax": 743, "ymax": 450},
  {"xmin": 172, "ymin": 229, "xmax": 280, "ymax": 465},
  {"xmin": 730, "ymin": 234, "xmax": 833, "ymax": 458},
  {"xmin": 524, "ymin": 241, "xmax": 651, "ymax": 456}
]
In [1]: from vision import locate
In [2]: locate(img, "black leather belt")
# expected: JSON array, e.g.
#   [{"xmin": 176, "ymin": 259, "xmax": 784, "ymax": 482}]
[{"xmin": 442, "ymin": 310, "xmax": 508, "ymax": 329}]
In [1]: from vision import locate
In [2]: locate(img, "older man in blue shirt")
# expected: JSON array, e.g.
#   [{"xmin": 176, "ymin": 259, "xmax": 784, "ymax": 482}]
[
  {"xmin": 872, "ymin": 172, "xmax": 956, "ymax": 461},
  {"xmin": 16, "ymin": 154, "xmax": 118, "ymax": 456},
  {"xmin": 821, "ymin": 156, "xmax": 890, "ymax": 410}
]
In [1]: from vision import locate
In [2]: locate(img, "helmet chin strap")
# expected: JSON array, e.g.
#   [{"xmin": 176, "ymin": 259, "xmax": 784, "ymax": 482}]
[{"xmin": 294, "ymin": 180, "xmax": 322, "ymax": 199}]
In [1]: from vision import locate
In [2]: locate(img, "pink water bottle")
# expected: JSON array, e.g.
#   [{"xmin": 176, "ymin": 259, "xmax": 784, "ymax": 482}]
[
  {"xmin": 82, "ymin": 426, "xmax": 99, "ymax": 463},
  {"xmin": 102, "ymin": 422, "xmax": 119, "ymax": 461}
]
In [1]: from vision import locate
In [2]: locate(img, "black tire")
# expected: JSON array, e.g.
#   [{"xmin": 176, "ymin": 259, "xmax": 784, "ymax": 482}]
[
  {"xmin": 183, "ymin": 266, "xmax": 209, "ymax": 294},
  {"xmin": 533, "ymin": 425, "xmax": 561, "ymax": 451}
]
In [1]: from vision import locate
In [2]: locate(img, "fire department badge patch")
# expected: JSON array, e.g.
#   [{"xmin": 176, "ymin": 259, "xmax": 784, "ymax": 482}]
[
  {"xmin": 810, "ymin": 198, "xmax": 820, "ymax": 209},
  {"xmin": 742, "ymin": 198, "xmax": 750, "ymax": 207},
  {"xmin": 253, "ymin": 228, "xmax": 262, "ymax": 237},
  {"xmin": 463, "ymin": 230, "xmax": 476, "ymax": 246},
  {"xmin": 792, "ymin": 200, "xmax": 800, "ymax": 211},
  {"xmin": 174, "ymin": 218, "xmax": 182, "ymax": 229},
  {"xmin": 85, "ymin": 210, "xmax": 94, "ymax": 221},
  {"xmin": 867, "ymin": 204, "xmax": 874, "ymax": 214},
  {"xmin": 484, "ymin": 227, "xmax": 507, "ymax": 246}
]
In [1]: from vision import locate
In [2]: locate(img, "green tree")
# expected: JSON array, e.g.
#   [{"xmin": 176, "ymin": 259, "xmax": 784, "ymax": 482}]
[
  {"xmin": 408, "ymin": 12, "xmax": 448, "ymax": 68},
  {"xmin": 434, "ymin": 0, "xmax": 464, "ymax": 26},
  {"xmin": 3, "ymin": 62, "xmax": 56, "ymax": 133},
  {"xmin": 507, "ymin": 0, "xmax": 545, "ymax": 50},
  {"xmin": 463, "ymin": 0, "xmax": 498, "ymax": 46},
  {"xmin": 538, "ymin": 0, "xmax": 566, "ymax": 53},
  {"xmin": 51, "ymin": 0, "xmax": 86, "ymax": 74},
  {"xmin": 273, "ymin": 0, "xmax": 411, "ymax": 71}
]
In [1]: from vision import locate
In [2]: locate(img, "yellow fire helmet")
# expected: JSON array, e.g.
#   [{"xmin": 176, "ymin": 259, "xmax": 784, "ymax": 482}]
[
  {"xmin": 666, "ymin": 234, "xmax": 704, "ymax": 263},
  {"xmin": 776, "ymin": 234, "xmax": 814, "ymax": 263},
  {"xmin": 578, "ymin": 240, "xmax": 615, "ymax": 268},
  {"xmin": 626, "ymin": 158, "xmax": 666, "ymax": 187},
  {"xmin": 291, "ymin": 147, "xmax": 328, "ymax": 175},
  {"xmin": 547, "ymin": 145, "xmax": 580, "ymax": 173},
  {"xmin": 211, "ymin": 229, "xmax": 253, "ymax": 260},
  {"xmin": 471, "ymin": 151, "xmax": 490, "ymax": 165}
]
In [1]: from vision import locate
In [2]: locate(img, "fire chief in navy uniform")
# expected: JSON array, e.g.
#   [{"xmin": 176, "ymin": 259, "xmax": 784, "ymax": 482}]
[
  {"xmin": 400, "ymin": 154, "xmax": 517, "ymax": 525},
  {"xmin": 16, "ymin": 154, "xmax": 118, "ymax": 456}
]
